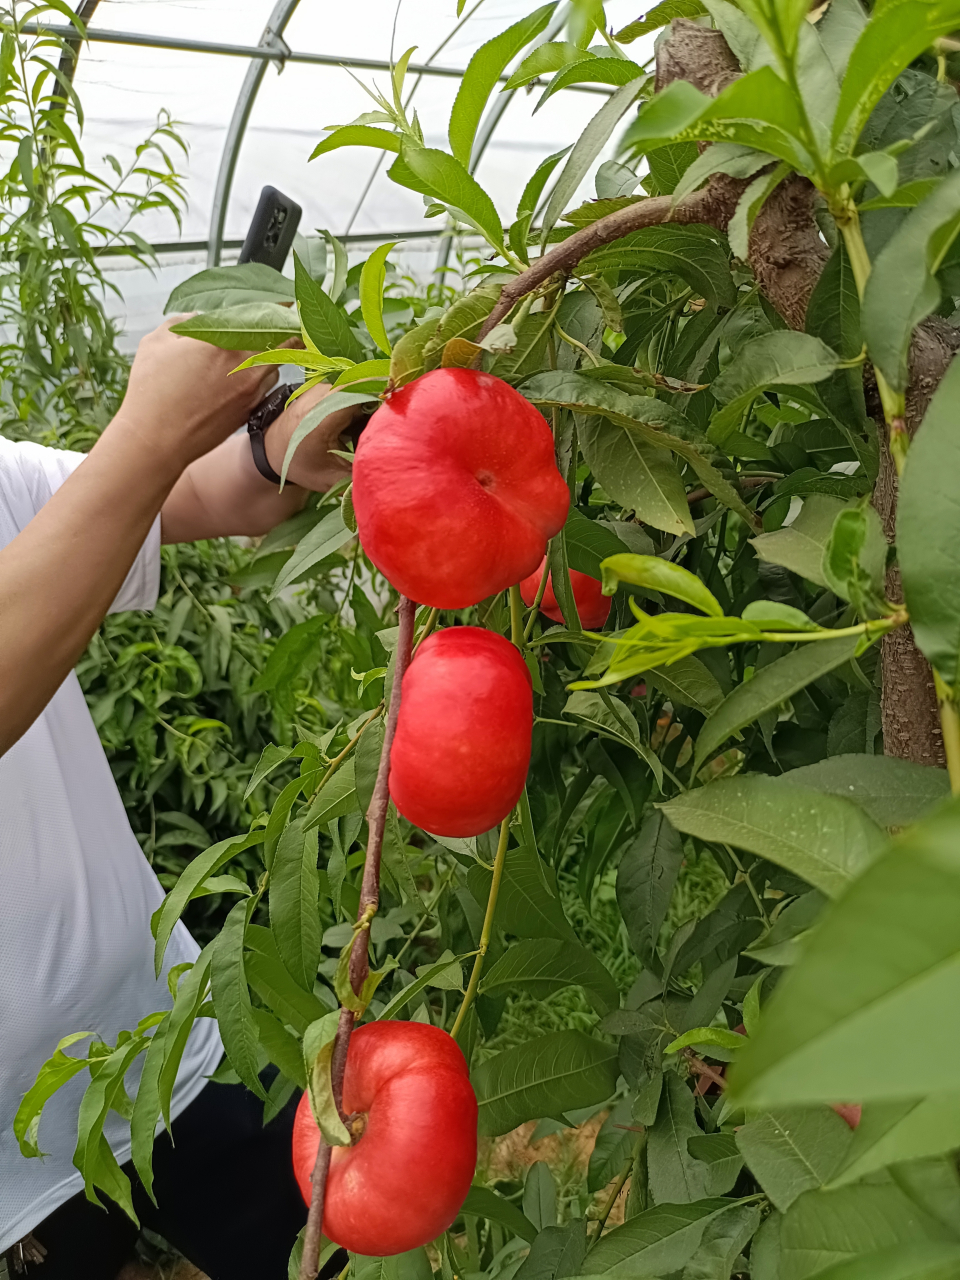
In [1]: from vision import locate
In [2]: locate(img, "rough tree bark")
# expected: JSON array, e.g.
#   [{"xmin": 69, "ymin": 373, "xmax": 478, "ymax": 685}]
[
  {"xmin": 870, "ymin": 317, "xmax": 960, "ymax": 765},
  {"xmin": 656, "ymin": 19, "xmax": 950, "ymax": 766}
]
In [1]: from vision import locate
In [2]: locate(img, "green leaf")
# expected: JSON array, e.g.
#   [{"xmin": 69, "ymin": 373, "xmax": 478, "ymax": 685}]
[
  {"xmin": 730, "ymin": 797, "xmax": 960, "ymax": 1110},
  {"xmin": 251, "ymin": 1007, "xmax": 307, "ymax": 1088},
  {"xmin": 646, "ymin": 655, "xmax": 725, "ymax": 716},
  {"xmin": 390, "ymin": 316, "xmax": 441, "ymax": 388},
  {"xmin": 647, "ymin": 1072, "xmax": 720, "ymax": 1204},
  {"xmin": 294, "ymin": 253, "xmax": 363, "ymax": 362},
  {"xmin": 303, "ymin": 1010, "xmax": 351, "ymax": 1146},
  {"xmin": 468, "ymin": 842, "xmax": 576, "ymax": 943},
  {"xmin": 563, "ymin": 508, "xmax": 632, "ymax": 578},
  {"xmin": 735, "ymin": 1107, "xmax": 854, "ymax": 1212},
  {"xmin": 252, "ymin": 617, "xmax": 327, "ymax": 695},
  {"xmin": 270, "ymin": 505, "xmax": 352, "ymax": 596},
  {"xmin": 539, "ymin": 77, "xmax": 647, "ymax": 243},
  {"xmin": 828, "ymin": 1097, "xmax": 960, "ymax": 1189},
  {"xmin": 537, "ymin": 57, "xmax": 645, "ymax": 110},
  {"xmin": 524, "ymin": 1162, "xmax": 558, "ymax": 1231},
  {"xmin": 504, "ymin": 149, "xmax": 570, "ymax": 259},
  {"xmin": 616, "ymin": 811, "xmax": 685, "ymax": 967},
  {"xmin": 449, "ymin": 3, "xmax": 557, "ymax": 166},
  {"xmin": 579, "ymin": 414, "xmax": 693, "ymax": 535},
  {"xmin": 665, "ymin": 1025, "xmax": 746, "ymax": 1054},
  {"xmin": 357, "ymin": 242, "xmax": 399, "ymax": 356},
  {"xmin": 245, "ymin": 925, "xmax": 332, "ymax": 1034},
  {"xmin": 660, "ymin": 774, "xmax": 887, "ymax": 897},
  {"xmin": 302, "ymin": 759, "xmax": 359, "ymax": 831},
  {"xmin": 862, "ymin": 168, "xmax": 960, "ymax": 393},
  {"xmin": 479, "ymin": 937, "xmax": 619, "ymax": 1013},
  {"xmin": 270, "ymin": 818, "xmax": 321, "ymax": 992},
  {"xmin": 710, "ymin": 331, "xmax": 840, "ymax": 425},
  {"xmin": 513, "ymin": 1221, "xmax": 587, "ymax": 1280},
  {"xmin": 621, "ymin": 67, "xmax": 809, "ymax": 171},
  {"xmin": 211, "ymin": 897, "xmax": 267, "ymax": 1101},
  {"xmin": 73, "ymin": 1036, "xmax": 145, "ymax": 1214},
  {"xmin": 503, "ymin": 43, "xmax": 590, "ymax": 92},
  {"xmin": 755, "ymin": 1181, "xmax": 960, "ymax": 1280},
  {"xmin": 588, "ymin": 1097, "xmax": 636, "ymax": 1193},
  {"xmin": 522, "ymin": 371, "xmax": 757, "ymax": 528},
  {"xmin": 14, "ymin": 1031, "xmax": 94, "ymax": 1158},
  {"xmin": 130, "ymin": 1021, "xmax": 168, "ymax": 1203},
  {"xmin": 164, "ymin": 263, "xmax": 295, "ymax": 314},
  {"xmin": 821, "ymin": 502, "xmax": 888, "ymax": 614},
  {"xmin": 377, "ymin": 950, "xmax": 467, "ymax": 1021},
  {"xmin": 728, "ymin": 162, "xmax": 791, "ymax": 260},
  {"xmin": 831, "ymin": 0, "xmax": 960, "ymax": 153},
  {"xmin": 310, "ymin": 125, "xmax": 402, "ymax": 160},
  {"xmin": 585, "ymin": 1199, "xmax": 751, "ymax": 1274},
  {"xmin": 472, "ymin": 1030, "xmax": 619, "ymax": 1136},
  {"xmin": 899, "ymin": 352, "xmax": 960, "ymax": 688},
  {"xmin": 580, "ymin": 225, "xmax": 736, "ymax": 310},
  {"xmin": 812, "ymin": 1242, "xmax": 960, "ymax": 1280},
  {"xmin": 694, "ymin": 634, "xmax": 862, "ymax": 771},
  {"xmin": 750, "ymin": 494, "xmax": 849, "ymax": 586},
  {"xmin": 390, "ymin": 144, "xmax": 506, "ymax": 251},
  {"xmin": 615, "ymin": 0, "xmax": 708, "ymax": 40},
  {"xmin": 461, "ymin": 1185, "xmax": 538, "ymax": 1242},
  {"xmin": 671, "ymin": 141, "xmax": 772, "ymax": 204},
  {"xmin": 168, "ymin": 303, "xmax": 300, "ymax": 351},
  {"xmin": 600, "ymin": 554, "xmax": 723, "ymax": 617},
  {"xmin": 422, "ymin": 282, "xmax": 502, "ymax": 369},
  {"xmin": 804, "ymin": 242, "xmax": 871, "ymax": 448},
  {"xmin": 152, "ymin": 832, "xmax": 262, "ymax": 975},
  {"xmin": 776, "ymin": 755, "xmax": 950, "ymax": 830},
  {"xmin": 244, "ymin": 744, "xmax": 295, "ymax": 798},
  {"xmin": 334, "ymin": 359, "xmax": 391, "ymax": 389},
  {"xmin": 157, "ymin": 945, "xmax": 214, "ymax": 1132}
]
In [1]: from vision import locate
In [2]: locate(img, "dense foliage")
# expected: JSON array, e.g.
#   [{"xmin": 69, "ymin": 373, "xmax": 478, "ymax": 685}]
[{"xmin": 18, "ymin": 2, "xmax": 960, "ymax": 1280}]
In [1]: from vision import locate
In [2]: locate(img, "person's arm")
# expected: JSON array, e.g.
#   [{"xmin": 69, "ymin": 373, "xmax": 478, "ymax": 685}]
[
  {"xmin": 0, "ymin": 319, "xmax": 276, "ymax": 756},
  {"xmin": 158, "ymin": 380, "xmax": 358, "ymax": 543}
]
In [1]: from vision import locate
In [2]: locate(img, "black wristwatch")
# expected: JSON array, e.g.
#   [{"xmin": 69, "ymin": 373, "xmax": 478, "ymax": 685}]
[{"xmin": 247, "ymin": 384, "xmax": 296, "ymax": 486}]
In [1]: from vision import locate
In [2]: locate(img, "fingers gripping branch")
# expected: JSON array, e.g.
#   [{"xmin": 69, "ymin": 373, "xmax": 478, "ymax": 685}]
[{"xmin": 299, "ymin": 596, "xmax": 418, "ymax": 1280}]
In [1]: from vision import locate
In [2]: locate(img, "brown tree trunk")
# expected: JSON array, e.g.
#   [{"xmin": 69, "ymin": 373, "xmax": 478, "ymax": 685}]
[
  {"xmin": 656, "ymin": 20, "xmax": 954, "ymax": 766},
  {"xmin": 871, "ymin": 317, "xmax": 960, "ymax": 766}
]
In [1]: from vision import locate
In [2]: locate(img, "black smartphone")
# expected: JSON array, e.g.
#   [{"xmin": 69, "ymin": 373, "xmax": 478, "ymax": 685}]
[{"xmin": 238, "ymin": 185, "xmax": 302, "ymax": 271}]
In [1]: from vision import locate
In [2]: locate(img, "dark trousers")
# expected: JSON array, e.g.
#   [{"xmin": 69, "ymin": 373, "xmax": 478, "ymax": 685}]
[{"xmin": 18, "ymin": 1078, "xmax": 335, "ymax": 1280}]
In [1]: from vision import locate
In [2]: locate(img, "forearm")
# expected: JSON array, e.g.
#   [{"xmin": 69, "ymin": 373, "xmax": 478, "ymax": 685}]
[
  {"xmin": 160, "ymin": 431, "xmax": 307, "ymax": 544},
  {"xmin": 0, "ymin": 415, "xmax": 180, "ymax": 755}
]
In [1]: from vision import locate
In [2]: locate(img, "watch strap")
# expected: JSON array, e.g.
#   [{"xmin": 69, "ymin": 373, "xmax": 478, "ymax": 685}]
[{"xmin": 247, "ymin": 383, "xmax": 296, "ymax": 486}]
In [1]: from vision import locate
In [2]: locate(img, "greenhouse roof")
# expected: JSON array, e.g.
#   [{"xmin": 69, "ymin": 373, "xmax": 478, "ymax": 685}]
[{"xmin": 51, "ymin": 0, "xmax": 655, "ymax": 344}]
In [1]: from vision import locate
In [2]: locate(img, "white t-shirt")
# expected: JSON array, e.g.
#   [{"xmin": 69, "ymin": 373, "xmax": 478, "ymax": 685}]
[{"xmin": 0, "ymin": 438, "xmax": 223, "ymax": 1251}]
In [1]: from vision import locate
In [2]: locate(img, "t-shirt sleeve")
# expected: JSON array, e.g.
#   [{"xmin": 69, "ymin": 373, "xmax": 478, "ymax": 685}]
[{"xmin": 0, "ymin": 437, "xmax": 161, "ymax": 614}]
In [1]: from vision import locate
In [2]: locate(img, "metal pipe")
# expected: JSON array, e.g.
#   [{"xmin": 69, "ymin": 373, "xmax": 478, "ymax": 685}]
[
  {"xmin": 93, "ymin": 227, "xmax": 466, "ymax": 259},
  {"xmin": 22, "ymin": 23, "xmax": 613, "ymax": 93}
]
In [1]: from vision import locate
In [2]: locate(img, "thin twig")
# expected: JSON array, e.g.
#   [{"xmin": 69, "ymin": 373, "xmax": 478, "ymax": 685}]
[
  {"xmin": 299, "ymin": 596, "xmax": 417, "ymax": 1280},
  {"xmin": 451, "ymin": 814, "xmax": 511, "ymax": 1039}
]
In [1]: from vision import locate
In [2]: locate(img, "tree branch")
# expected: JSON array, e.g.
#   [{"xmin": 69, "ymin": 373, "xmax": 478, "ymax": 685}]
[
  {"xmin": 476, "ymin": 186, "xmax": 729, "ymax": 343},
  {"xmin": 299, "ymin": 595, "xmax": 418, "ymax": 1280}
]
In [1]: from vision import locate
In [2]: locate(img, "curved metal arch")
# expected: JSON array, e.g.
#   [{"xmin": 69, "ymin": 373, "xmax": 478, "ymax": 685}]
[{"xmin": 207, "ymin": 0, "xmax": 302, "ymax": 268}]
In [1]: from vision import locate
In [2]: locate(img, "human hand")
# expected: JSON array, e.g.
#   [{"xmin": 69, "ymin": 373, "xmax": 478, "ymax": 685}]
[
  {"xmin": 264, "ymin": 381, "xmax": 371, "ymax": 492},
  {"xmin": 111, "ymin": 317, "xmax": 278, "ymax": 470}
]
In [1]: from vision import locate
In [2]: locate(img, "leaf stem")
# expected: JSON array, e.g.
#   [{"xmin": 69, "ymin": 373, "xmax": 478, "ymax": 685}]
[
  {"xmin": 935, "ymin": 672, "xmax": 960, "ymax": 796},
  {"xmin": 304, "ymin": 707, "xmax": 382, "ymax": 806},
  {"xmin": 589, "ymin": 1148, "xmax": 636, "ymax": 1242},
  {"xmin": 722, "ymin": 843, "xmax": 767, "ymax": 924},
  {"xmin": 450, "ymin": 813, "xmax": 511, "ymax": 1039},
  {"xmin": 523, "ymin": 559, "xmax": 551, "ymax": 641},
  {"xmin": 509, "ymin": 583, "xmax": 525, "ymax": 649},
  {"xmin": 837, "ymin": 211, "xmax": 908, "ymax": 469}
]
